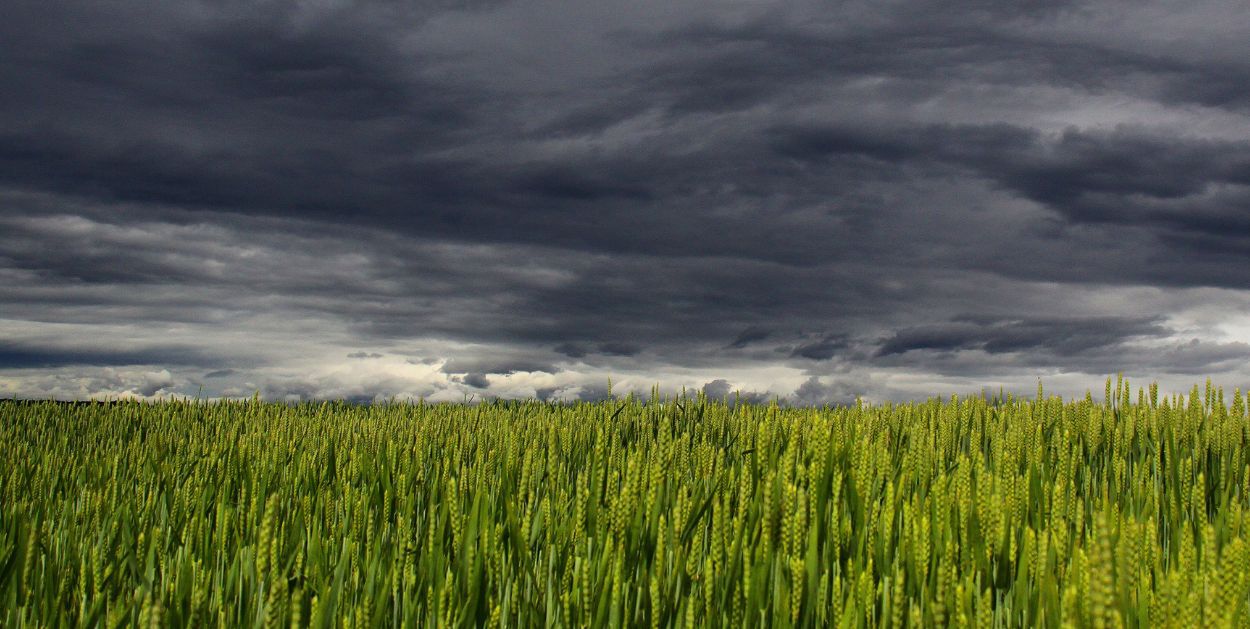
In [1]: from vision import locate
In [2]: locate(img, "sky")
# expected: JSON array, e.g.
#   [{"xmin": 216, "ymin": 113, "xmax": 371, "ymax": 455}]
[{"xmin": 3, "ymin": 0, "xmax": 1250, "ymax": 404}]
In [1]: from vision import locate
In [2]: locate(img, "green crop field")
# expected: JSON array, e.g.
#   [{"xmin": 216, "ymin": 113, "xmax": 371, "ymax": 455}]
[{"xmin": 2, "ymin": 377, "xmax": 1247, "ymax": 627}]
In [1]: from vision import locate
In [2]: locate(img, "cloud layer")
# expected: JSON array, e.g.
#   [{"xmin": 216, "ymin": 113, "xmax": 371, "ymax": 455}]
[{"xmin": 2, "ymin": 0, "xmax": 1249, "ymax": 402}]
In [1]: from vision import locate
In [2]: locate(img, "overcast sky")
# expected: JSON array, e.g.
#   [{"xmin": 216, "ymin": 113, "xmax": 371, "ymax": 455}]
[{"xmin": 3, "ymin": 0, "xmax": 1250, "ymax": 403}]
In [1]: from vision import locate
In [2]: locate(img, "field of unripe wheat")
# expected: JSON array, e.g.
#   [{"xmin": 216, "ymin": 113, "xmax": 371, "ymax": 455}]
[{"xmin": 1, "ymin": 377, "xmax": 1246, "ymax": 627}]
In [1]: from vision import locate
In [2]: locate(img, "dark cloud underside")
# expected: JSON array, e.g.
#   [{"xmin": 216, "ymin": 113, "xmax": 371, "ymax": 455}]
[
  {"xmin": 2, "ymin": 0, "xmax": 1249, "ymax": 402},
  {"xmin": 0, "ymin": 341, "xmax": 221, "ymax": 370}
]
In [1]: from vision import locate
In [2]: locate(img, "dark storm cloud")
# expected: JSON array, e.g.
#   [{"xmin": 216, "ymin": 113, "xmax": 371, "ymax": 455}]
[
  {"xmin": 550, "ymin": 342, "xmax": 640, "ymax": 360},
  {"xmin": 0, "ymin": 340, "xmax": 220, "ymax": 370},
  {"xmin": 961, "ymin": 130, "xmax": 1250, "ymax": 244},
  {"xmin": 3, "ymin": 0, "xmax": 1250, "ymax": 400},
  {"xmin": 554, "ymin": 343, "xmax": 588, "ymax": 359},
  {"xmin": 1144, "ymin": 340, "xmax": 1250, "ymax": 376},
  {"xmin": 874, "ymin": 337, "xmax": 1250, "ymax": 380},
  {"xmin": 791, "ymin": 334, "xmax": 851, "ymax": 361},
  {"xmin": 596, "ymin": 342, "xmax": 641, "ymax": 357},
  {"xmin": 770, "ymin": 121, "xmax": 1250, "ymax": 283},
  {"xmin": 639, "ymin": 7, "xmax": 1250, "ymax": 118},
  {"xmin": 728, "ymin": 326, "xmax": 771, "ymax": 349},
  {"xmin": 876, "ymin": 316, "xmax": 1168, "ymax": 357},
  {"xmin": 5, "ymin": 1, "xmax": 1248, "ymax": 278},
  {"xmin": 0, "ymin": 1, "xmax": 490, "ymax": 231},
  {"xmin": 871, "ymin": 315, "xmax": 1250, "ymax": 378}
]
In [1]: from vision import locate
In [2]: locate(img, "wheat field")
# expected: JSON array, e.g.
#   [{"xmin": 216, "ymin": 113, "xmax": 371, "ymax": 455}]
[{"xmin": 1, "ymin": 377, "xmax": 1246, "ymax": 627}]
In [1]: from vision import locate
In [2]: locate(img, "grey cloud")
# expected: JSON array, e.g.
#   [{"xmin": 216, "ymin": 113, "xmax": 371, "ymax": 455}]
[
  {"xmin": 552, "ymin": 342, "xmax": 640, "ymax": 359},
  {"xmin": 575, "ymin": 382, "xmax": 613, "ymax": 403},
  {"xmin": 440, "ymin": 356, "xmax": 559, "ymax": 376},
  {"xmin": 701, "ymin": 379, "xmax": 733, "ymax": 399},
  {"xmin": 0, "ymin": 340, "xmax": 222, "ymax": 370},
  {"xmin": 261, "ymin": 374, "xmax": 443, "ymax": 403},
  {"xmin": 770, "ymin": 122, "xmax": 1250, "ymax": 285},
  {"xmin": 701, "ymin": 379, "xmax": 775, "ymax": 405},
  {"xmin": 868, "ymin": 316, "xmax": 1250, "ymax": 379},
  {"xmin": 791, "ymin": 334, "xmax": 851, "ymax": 361},
  {"xmin": 1144, "ymin": 340, "xmax": 1250, "ymax": 375},
  {"xmin": 135, "ymin": 370, "xmax": 175, "ymax": 397},
  {"xmin": 461, "ymin": 373, "xmax": 491, "ymax": 389},
  {"xmin": 729, "ymin": 326, "xmax": 771, "ymax": 349},
  {"xmin": 735, "ymin": 390, "xmax": 777, "ymax": 405},
  {"xmin": 3, "ymin": 0, "xmax": 1250, "ymax": 401},
  {"xmin": 876, "ymin": 339, "xmax": 1250, "ymax": 381},
  {"xmin": 596, "ymin": 342, "xmax": 641, "ymax": 357},
  {"xmin": 0, "ymin": 366, "xmax": 182, "ymax": 400},
  {"xmin": 554, "ymin": 343, "xmax": 588, "ymax": 358},
  {"xmin": 530, "ymin": 382, "xmax": 621, "ymax": 403},
  {"xmin": 640, "ymin": 8, "xmax": 1250, "ymax": 120},
  {"xmin": 792, "ymin": 376, "xmax": 863, "ymax": 407},
  {"xmin": 875, "ymin": 316, "xmax": 1169, "ymax": 357}
]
